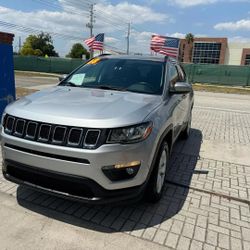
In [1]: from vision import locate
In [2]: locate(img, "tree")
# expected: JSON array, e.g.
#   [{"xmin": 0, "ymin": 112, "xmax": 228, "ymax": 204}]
[
  {"xmin": 20, "ymin": 32, "xmax": 59, "ymax": 57},
  {"xmin": 66, "ymin": 43, "xmax": 90, "ymax": 59},
  {"xmin": 185, "ymin": 33, "xmax": 194, "ymax": 44},
  {"xmin": 185, "ymin": 33, "xmax": 195, "ymax": 62}
]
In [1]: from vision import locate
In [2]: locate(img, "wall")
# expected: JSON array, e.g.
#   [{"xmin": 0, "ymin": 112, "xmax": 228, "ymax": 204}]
[
  {"xmin": 225, "ymin": 43, "xmax": 250, "ymax": 65},
  {"xmin": 180, "ymin": 38, "xmax": 228, "ymax": 64},
  {"xmin": 241, "ymin": 48, "xmax": 250, "ymax": 65},
  {"xmin": 12, "ymin": 55, "xmax": 250, "ymax": 87},
  {"xmin": 14, "ymin": 56, "xmax": 84, "ymax": 74},
  {"xmin": 183, "ymin": 63, "xmax": 250, "ymax": 86}
]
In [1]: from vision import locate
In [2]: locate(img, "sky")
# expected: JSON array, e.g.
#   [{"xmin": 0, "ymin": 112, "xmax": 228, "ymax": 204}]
[{"xmin": 0, "ymin": 0, "xmax": 250, "ymax": 56}]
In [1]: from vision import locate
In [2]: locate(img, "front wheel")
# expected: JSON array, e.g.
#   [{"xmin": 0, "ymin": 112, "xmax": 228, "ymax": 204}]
[{"xmin": 146, "ymin": 141, "xmax": 169, "ymax": 203}]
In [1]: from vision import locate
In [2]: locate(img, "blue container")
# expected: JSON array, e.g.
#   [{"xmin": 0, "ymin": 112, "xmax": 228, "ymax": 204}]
[{"xmin": 0, "ymin": 41, "xmax": 16, "ymax": 119}]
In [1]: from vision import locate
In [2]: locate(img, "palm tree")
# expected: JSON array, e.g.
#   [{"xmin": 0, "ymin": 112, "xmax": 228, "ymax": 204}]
[
  {"xmin": 185, "ymin": 33, "xmax": 195, "ymax": 62},
  {"xmin": 185, "ymin": 33, "xmax": 194, "ymax": 44}
]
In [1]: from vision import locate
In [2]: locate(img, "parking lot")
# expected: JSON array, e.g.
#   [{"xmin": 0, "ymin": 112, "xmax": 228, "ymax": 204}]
[{"xmin": 0, "ymin": 86, "xmax": 250, "ymax": 249}]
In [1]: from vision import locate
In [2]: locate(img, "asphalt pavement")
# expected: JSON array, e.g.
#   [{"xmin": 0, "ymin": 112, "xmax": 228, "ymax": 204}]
[{"xmin": 15, "ymin": 75, "xmax": 59, "ymax": 88}]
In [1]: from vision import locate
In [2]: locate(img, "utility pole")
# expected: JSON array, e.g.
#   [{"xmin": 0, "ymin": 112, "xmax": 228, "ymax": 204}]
[
  {"xmin": 18, "ymin": 36, "xmax": 22, "ymax": 54},
  {"xmin": 126, "ymin": 22, "xmax": 131, "ymax": 55},
  {"xmin": 86, "ymin": 3, "xmax": 95, "ymax": 58}
]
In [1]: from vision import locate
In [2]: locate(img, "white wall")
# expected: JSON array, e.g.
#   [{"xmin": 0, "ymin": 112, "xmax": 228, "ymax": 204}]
[{"xmin": 225, "ymin": 43, "xmax": 250, "ymax": 65}]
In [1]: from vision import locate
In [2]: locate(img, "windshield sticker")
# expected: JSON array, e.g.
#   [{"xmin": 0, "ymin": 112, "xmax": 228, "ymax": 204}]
[
  {"xmin": 87, "ymin": 58, "xmax": 101, "ymax": 65},
  {"xmin": 69, "ymin": 73, "xmax": 85, "ymax": 85}
]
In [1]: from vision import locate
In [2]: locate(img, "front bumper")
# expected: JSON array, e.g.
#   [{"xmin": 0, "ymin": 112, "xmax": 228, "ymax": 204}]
[
  {"xmin": 1, "ymin": 128, "xmax": 156, "ymax": 193},
  {"xmin": 3, "ymin": 160, "xmax": 146, "ymax": 204}
]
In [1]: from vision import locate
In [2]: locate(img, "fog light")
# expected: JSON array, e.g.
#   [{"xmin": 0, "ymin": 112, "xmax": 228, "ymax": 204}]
[
  {"xmin": 126, "ymin": 167, "xmax": 135, "ymax": 175},
  {"xmin": 102, "ymin": 161, "xmax": 141, "ymax": 181}
]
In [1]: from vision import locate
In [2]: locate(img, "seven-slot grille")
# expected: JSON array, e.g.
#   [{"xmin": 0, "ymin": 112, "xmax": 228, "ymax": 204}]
[{"xmin": 2, "ymin": 115, "xmax": 102, "ymax": 149}]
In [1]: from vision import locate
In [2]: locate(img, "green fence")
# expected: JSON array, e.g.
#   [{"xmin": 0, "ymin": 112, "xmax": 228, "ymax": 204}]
[
  {"xmin": 14, "ymin": 56, "xmax": 250, "ymax": 86},
  {"xmin": 182, "ymin": 64, "xmax": 250, "ymax": 87},
  {"xmin": 14, "ymin": 56, "xmax": 84, "ymax": 74}
]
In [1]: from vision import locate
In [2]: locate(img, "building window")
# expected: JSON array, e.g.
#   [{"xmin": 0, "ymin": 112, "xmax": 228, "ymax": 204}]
[
  {"xmin": 245, "ymin": 55, "xmax": 250, "ymax": 65},
  {"xmin": 192, "ymin": 42, "xmax": 221, "ymax": 64}
]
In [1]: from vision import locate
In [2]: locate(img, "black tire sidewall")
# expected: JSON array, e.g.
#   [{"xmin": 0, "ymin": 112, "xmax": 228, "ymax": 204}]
[{"xmin": 146, "ymin": 141, "xmax": 169, "ymax": 202}]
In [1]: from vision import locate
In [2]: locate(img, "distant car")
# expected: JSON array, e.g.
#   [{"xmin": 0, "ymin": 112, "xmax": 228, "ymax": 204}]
[{"xmin": 1, "ymin": 55, "xmax": 194, "ymax": 204}]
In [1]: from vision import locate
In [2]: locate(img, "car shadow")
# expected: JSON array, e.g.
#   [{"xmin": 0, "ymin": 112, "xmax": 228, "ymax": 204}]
[{"xmin": 17, "ymin": 128, "xmax": 203, "ymax": 233}]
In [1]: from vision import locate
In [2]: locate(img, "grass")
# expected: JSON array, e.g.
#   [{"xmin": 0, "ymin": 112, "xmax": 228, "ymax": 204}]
[{"xmin": 193, "ymin": 83, "xmax": 250, "ymax": 95}]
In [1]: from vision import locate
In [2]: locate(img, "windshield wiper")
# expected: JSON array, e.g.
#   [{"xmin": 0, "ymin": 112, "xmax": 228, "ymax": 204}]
[{"xmin": 94, "ymin": 85, "xmax": 127, "ymax": 91}]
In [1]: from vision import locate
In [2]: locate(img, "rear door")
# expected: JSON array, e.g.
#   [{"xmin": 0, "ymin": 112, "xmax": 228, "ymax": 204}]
[
  {"xmin": 167, "ymin": 63, "xmax": 185, "ymax": 140},
  {"xmin": 176, "ymin": 64, "xmax": 191, "ymax": 125}
]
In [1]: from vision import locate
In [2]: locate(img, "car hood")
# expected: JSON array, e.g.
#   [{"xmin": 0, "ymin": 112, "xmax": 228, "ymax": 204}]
[{"xmin": 6, "ymin": 86, "xmax": 162, "ymax": 128}]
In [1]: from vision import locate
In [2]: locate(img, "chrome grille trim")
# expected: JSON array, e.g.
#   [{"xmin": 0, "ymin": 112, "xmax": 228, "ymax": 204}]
[
  {"xmin": 67, "ymin": 128, "xmax": 83, "ymax": 146},
  {"xmin": 84, "ymin": 129, "xmax": 101, "ymax": 147},
  {"xmin": 52, "ymin": 126, "xmax": 67, "ymax": 144},
  {"xmin": 14, "ymin": 119, "xmax": 26, "ymax": 137},
  {"xmin": 3, "ymin": 115, "xmax": 104, "ymax": 149},
  {"xmin": 25, "ymin": 121, "xmax": 38, "ymax": 139},
  {"xmin": 38, "ymin": 124, "xmax": 52, "ymax": 142},
  {"xmin": 5, "ymin": 116, "xmax": 15, "ymax": 134}
]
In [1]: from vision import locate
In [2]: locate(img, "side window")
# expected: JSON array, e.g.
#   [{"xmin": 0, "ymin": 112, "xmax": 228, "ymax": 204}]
[
  {"xmin": 169, "ymin": 64, "xmax": 179, "ymax": 86},
  {"xmin": 176, "ymin": 65, "xmax": 186, "ymax": 82}
]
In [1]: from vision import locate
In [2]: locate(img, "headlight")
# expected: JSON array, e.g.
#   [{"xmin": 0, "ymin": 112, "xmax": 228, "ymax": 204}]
[{"xmin": 107, "ymin": 122, "xmax": 153, "ymax": 144}]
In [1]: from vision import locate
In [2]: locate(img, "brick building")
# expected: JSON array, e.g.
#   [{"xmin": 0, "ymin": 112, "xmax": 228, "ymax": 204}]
[{"xmin": 179, "ymin": 37, "xmax": 250, "ymax": 65}]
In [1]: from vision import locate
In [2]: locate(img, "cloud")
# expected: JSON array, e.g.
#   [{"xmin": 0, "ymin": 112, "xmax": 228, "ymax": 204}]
[
  {"xmin": 168, "ymin": 32, "xmax": 186, "ymax": 38},
  {"xmin": 105, "ymin": 36, "xmax": 119, "ymax": 44},
  {"xmin": 95, "ymin": 2, "xmax": 168, "ymax": 24},
  {"xmin": 0, "ymin": 2, "xmax": 170, "ymax": 56},
  {"xmin": 169, "ymin": 0, "xmax": 217, "ymax": 8},
  {"xmin": 214, "ymin": 19, "xmax": 250, "ymax": 31},
  {"xmin": 169, "ymin": 0, "xmax": 250, "ymax": 8},
  {"xmin": 229, "ymin": 36, "xmax": 250, "ymax": 43}
]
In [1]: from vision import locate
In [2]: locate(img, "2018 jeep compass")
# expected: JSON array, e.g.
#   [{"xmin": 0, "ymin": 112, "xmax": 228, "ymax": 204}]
[{"xmin": 1, "ymin": 55, "xmax": 194, "ymax": 203}]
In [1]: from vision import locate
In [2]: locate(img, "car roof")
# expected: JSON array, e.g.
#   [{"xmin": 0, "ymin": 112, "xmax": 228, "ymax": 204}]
[{"xmin": 97, "ymin": 54, "xmax": 178, "ymax": 63}]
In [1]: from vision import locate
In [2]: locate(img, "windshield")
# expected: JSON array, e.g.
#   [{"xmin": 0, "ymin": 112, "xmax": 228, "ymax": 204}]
[{"xmin": 60, "ymin": 58, "xmax": 164, "ymax": 95}]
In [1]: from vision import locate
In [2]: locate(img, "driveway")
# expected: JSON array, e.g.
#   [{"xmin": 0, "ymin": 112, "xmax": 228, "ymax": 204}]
[{"xmin": 0, "ymin": 89, "xmax": 249, "ymax": 250}]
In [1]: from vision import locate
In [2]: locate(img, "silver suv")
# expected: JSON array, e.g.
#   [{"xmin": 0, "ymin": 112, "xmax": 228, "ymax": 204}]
[{"xmin": 1, "ymin": 55, "xmax": 193, "ymax": 204}]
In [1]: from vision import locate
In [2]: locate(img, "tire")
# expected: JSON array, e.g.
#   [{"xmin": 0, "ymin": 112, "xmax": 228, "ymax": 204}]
[
  {"xmin": 180, "ymin": 112, "xmax": 192, "ymax": 140},
  {"xmin": 145, "ymin": 141, "xmax": 169, "ymax": 203}
]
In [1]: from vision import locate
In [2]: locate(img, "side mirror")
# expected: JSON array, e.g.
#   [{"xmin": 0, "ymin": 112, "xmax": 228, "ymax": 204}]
[
  {"xmin": 170, "ymin": 82, "xmax": 192, "ymax": 94},
  {"xmin": 59, "ymin": 74, "xmax": 68, "ymax": 82}
]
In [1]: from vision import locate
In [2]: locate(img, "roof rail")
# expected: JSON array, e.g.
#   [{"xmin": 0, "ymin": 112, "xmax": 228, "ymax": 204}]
[{"xmin": 98, "ymin": 53, "xmax": 112, "ymax": 57}]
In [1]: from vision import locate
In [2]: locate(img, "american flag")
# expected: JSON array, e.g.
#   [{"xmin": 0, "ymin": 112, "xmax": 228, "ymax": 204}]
[
  {"xmin": 84, "ymin": 33, "xmax": 104, "ymax": 51},
  {"xmin": 84, "ymin": 36, "xmax": 95, "ymax": 48},
  {"xmin": 150, "ymin": 35, "xmax": 166, "ymax": 52},
  {"xmin": 151, "ymin": 35, "xmax": 180, "ymax": 58}
]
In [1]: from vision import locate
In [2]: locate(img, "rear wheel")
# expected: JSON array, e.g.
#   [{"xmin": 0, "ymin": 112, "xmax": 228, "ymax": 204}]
[{"xmin": 146, "ymin": 141, "xmax": 169, "ymax": 203}]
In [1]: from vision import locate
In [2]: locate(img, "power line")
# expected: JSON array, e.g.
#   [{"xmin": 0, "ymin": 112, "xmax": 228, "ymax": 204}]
[
  {"xmin": 33, "ymin": 0, "xmax": 153, "ymax": 35},
  {"xmin": 0, "ymin": 20, "xmax": 84, "ymax": 40},
  {"xmin": 0, "ymin": 20, "xmax": 126, "ymax": 54},
  {"xmin": 32, "ymin": 0, "xmax": 127, "ymax": 33}
]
